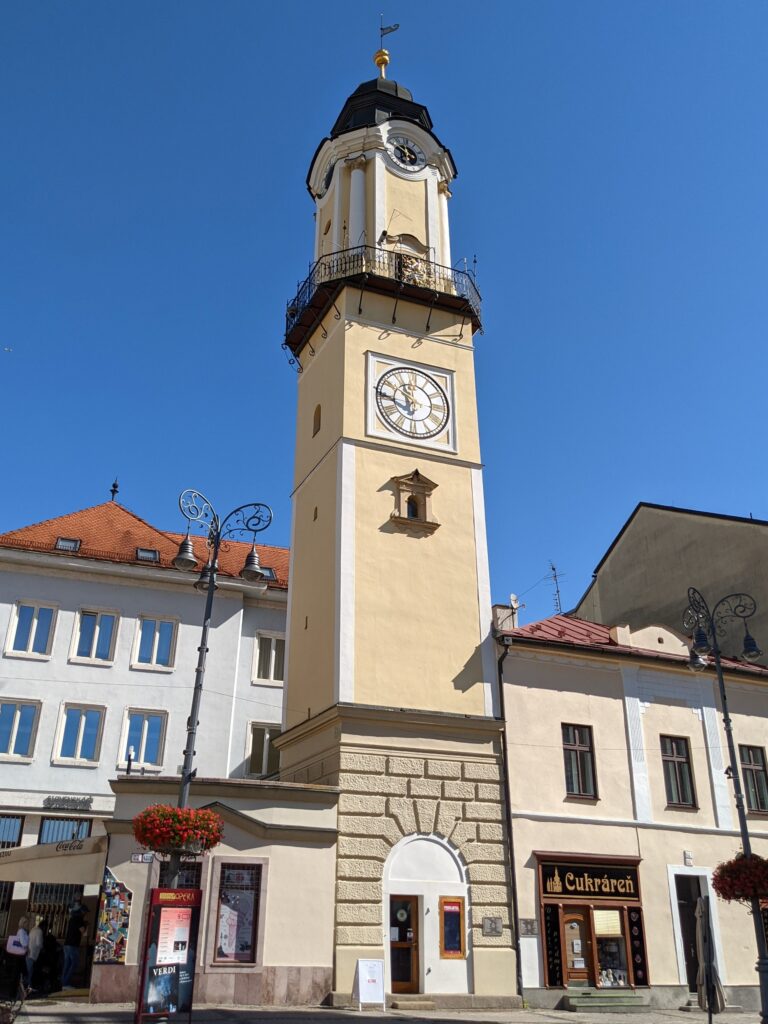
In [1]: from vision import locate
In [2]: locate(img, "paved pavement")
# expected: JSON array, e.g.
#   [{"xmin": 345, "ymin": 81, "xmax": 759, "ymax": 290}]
[{"xmin": 15, "ymin": 1000, "xmax": 738, "ymax": 1024}]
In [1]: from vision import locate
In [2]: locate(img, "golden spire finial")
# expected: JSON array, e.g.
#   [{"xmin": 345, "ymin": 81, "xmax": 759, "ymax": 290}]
[{"xmin": 374, "ymin": 48, "xmax": 390, "ymax": 79}]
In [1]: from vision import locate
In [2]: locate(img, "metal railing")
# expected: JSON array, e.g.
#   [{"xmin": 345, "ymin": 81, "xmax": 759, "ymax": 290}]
[{"xmin": 285, "ymin": 245, "xmax": 482, "ymax": 334}]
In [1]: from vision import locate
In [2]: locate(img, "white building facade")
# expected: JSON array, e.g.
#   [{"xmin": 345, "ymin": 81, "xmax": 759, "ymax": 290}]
[{"xmin": 0, "ymin": 500, "xmax": 287, "ymax": 948}]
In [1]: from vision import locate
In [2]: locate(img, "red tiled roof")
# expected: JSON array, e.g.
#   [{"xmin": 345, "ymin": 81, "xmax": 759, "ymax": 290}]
[
  {"xmin": 0, "ymin": 501, "xmax": 289, "ymax": 589},
  {"xmin": 500, "ymin": 614, "xmax": 768, "ymax": 678}
]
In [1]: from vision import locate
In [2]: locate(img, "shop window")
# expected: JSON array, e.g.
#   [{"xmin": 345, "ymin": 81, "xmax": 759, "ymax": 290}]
[
  {"xmin": 562, "ymin": 724, "xmax": 597, "ymax": 798},
  {"xmin": 0, "ymin": 815, "xmax": 23, "ymax": 849},
  {"xmin": 214, "ymin": 864, "xmax": 261, "ymax": 963},
  {"xmin": 28, "ymin": 882, "xmax": 83, "ymax": 941},
  {"xmin": 39, "ymin": 818, "xmax": 91, "ymax": 844},
  {"xmin": 594, "ymin": 909, "xmax": 629, "ymax": 987},
  {"xmin": 439, "ymin": 896, "xmax": 465, "ymax": 958},
  {"xmin": 740, "ymin": 745, "xmax": 768, "ymax": 812},
  {"xmin": 661, "ymin": 735, "xmax": 696, "ymax": 808}
]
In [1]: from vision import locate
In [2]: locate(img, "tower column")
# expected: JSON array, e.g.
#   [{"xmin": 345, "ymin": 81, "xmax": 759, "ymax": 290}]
[
  {"xmin": 348, "ymin": 156, "xmax": 367, "ymax": 248},
  {"xmin": 438, "ymin": 180, "xmax": 452, "ymax": 268}
]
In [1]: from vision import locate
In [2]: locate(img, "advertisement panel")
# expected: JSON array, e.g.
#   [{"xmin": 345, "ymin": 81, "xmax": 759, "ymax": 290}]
[{"xmin": 135, "ymin": 889, "xmax": 202, "ymax": 1024}]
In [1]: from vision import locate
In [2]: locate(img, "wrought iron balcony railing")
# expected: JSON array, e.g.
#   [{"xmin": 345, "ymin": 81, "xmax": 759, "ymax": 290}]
[{"xmin": 284, "ymin": 245, "xmax": 482, "ymax": 357}]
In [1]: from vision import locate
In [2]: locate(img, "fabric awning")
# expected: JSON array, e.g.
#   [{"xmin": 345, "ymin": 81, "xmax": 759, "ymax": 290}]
[{"xmin": 0, "ymin": 835, "xmax": 107, "ymax": 883}]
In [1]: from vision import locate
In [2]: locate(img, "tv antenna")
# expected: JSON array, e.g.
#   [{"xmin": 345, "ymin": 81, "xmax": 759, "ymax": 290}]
[{"xmin": 549, "ymin": 561, "xmax": 564, "ymax": 615}]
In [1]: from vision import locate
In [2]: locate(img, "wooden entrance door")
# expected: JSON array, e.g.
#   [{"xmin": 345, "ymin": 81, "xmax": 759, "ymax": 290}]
[
  {"xmin": 563, "ymin": 907, "xmax": 593, "ymax": 986},
  {"xmin": 390, "ymin": 895, "xmax": 419, "ymax": 993}
]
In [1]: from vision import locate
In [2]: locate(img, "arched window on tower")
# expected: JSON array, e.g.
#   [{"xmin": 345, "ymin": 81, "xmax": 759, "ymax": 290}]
[{"xmin": 313, "ymin": 404, "xmax": 321, "ymax": 437}]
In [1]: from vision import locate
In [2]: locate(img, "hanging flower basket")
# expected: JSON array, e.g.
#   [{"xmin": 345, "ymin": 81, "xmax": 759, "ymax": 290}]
[
  {"xmin": 712, "ymin": 853, "xmax": 768, "ymax": 906},
  {"xmin": 133, "ymin": 805, "xmax": 224, "ymax": 855}
]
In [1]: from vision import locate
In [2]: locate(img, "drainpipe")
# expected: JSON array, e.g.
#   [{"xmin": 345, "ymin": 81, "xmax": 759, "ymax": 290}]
[{"xmin": 496, "ymin": 636, "xmax": 524, "ymax": 1003}]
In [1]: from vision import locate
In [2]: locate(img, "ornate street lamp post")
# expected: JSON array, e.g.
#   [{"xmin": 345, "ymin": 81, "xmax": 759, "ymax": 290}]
[
  {"xmin": 167, "ymin": 489, "xmax": 273, "ymax": 885},
  {"xmin": 684, "ymin": 587, "xmax": 768, "ymax": 1022}
]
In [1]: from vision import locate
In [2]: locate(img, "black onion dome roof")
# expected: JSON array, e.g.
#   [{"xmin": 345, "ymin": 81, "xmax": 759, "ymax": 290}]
[{"xmin": 330, "ymin": 76, "xmax": 433, "ymax": 137}]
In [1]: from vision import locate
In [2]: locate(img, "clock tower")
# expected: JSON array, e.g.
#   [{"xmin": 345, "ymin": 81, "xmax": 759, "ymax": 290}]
[{"xmin": 278, "ymin": 51, "xmax": 518, "ymax": 1001}]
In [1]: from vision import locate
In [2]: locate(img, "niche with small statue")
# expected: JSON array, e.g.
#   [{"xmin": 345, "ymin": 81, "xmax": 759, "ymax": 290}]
[{"xmin": 389, "ymin": 470, "xmax": 440, "ymax": 535}]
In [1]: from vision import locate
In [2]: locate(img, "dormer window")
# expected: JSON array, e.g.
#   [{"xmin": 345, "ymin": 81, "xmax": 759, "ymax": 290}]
[
  {"xmin": 55, "ymin": 537, "xmax": 81, "ymax": 552},
  {"xmin": 136, "ymin": 548, "xmax": 160, "ymax": 563},
  {"xmin": 389, "ymin": 470, "xmax": 439, "ymax": 534}
]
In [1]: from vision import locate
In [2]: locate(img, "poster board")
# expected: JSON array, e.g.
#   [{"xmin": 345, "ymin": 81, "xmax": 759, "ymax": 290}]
[
  {"xmin": 94, "ymin": 867, "xmax": 132, "ymax": 964},
  {"xmin": 135, "ymin": 889, "xmax": 202, "ymax": 1024},
  {"xmin": 351, "ymin": 958, "xmax": 385, "ymax": 1010}
]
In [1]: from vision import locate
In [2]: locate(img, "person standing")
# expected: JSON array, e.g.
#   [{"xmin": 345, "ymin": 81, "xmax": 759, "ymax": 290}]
[
  {"xmin": 61, "ymin": 900, "xmax": 88, "ymax": 990},
  {"xmin": 6, "ymin": 915, "xmax": 29, "ymax": 997},
  {"xmin": 26, "ymin": 916, "xmax": 45, "ymax": 991}
]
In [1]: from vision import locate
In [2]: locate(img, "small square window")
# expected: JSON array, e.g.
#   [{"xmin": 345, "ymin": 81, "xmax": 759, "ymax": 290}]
[
  {"xmin": 55, "ymin": 537, "xmax": 81, "ymax": 552},
  {"xmin": 122, "ymin": 709, "xmax": 167, "ymax": 767},
  {"xmin": 136, "ymin": 548, "xmax": 160, "ymax": 563},
  {"xmin": 133, "ymin": 617, "xmax": 177, "ymax": 669},
  {"xmin": 252, "ymin": 635, "xmax": 285, "ymax": 685},
  {"xmin": 249, "ymin": 724, "xmax": 280, "ymax": 777},
  {"xmin": 0, "ymin": 701, "xmax": 40, "ymax": 759},
  {"xmin": 259, "ymin": 567, "xmax": 276, "ymax": 580},
  {"xmin": 6, "ymin": 602, "xmax": 56, "ymax": 658},
  {"xmin": 71, "ymin": 609, "xmax": 119, "ymax": 663},
  {"xmin": 56, "ymin": 706, "xmax": 105, "ymax": 763}
]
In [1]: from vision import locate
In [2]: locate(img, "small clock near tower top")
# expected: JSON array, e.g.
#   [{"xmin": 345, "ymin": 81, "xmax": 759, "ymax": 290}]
[{"xmin": 280, "ymin": 49, "xmax": 495, "ymax": 738}]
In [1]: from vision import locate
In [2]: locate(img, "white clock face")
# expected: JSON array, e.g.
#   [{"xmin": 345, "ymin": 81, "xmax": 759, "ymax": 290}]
[
  {"xmin": 386, "ymin": 134, "xmax": 427, "ymax": 172},
  {"xmin": 375, "ymin": 366, "xmax": 450, "ymax": 439}
]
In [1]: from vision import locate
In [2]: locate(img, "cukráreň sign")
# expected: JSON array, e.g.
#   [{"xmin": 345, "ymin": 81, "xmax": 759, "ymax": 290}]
[{"xmin": 540, "ymin": 861, "xmax": 640, "ymax": 901}]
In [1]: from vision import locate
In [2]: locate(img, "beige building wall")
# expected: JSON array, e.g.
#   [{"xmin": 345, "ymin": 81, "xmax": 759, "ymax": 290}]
[{"xmin": 501, "ymin": 634, "xmax": 768, "ymax": 1009}]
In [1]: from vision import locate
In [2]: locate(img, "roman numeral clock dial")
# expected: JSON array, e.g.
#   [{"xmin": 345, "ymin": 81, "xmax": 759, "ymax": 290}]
[{"xmin": 375, "ymin": 367, "xmax": 450, "ymax": 440}]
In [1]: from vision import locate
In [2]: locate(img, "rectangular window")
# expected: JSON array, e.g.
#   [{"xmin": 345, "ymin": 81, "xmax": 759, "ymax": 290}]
[
  {"xmin": 661, "ymin": 735, "xmax": 696, "ymax": 807},
  {"xmin": 74, "ymin": 610, "xmax": 118, "ymax": 662},
  {"xmin": 0, "ymin": 701, "xmax": 40, "ymax": 758},
  {"xmin": 123, "ymin": 710, "xmax": 166, "ymax": 766},
  {"xmin": 28, "ymin": 882, "xmax": 83, "ymax": 941},
  {"xmin": 39, "ymin": 818, "xmax": 91, "ymax": 844},
  {"xmin": 57, "ymin": 706, "xmax": 105, "ymax": 762},
  {"xmin": 215, "ymin": 864, "xmax": 261, "ymax": 963},
  {"xmin": 253, "ymin": 635, "xmax": 285, "ymax": 684},
  {"xmin": 249, "ymin": 724, "xmax": 280, "ymax": 777},
  {"xmin": 7, "ymin": 602, "xmax": 56, "ymax": 657},
  {"xmin": 159, "ymin": 860, "xmax": 202, "ymax": 890},
  {"xmin": 0, "ymin": 881, "xmax": 12, "ymax": 938},
  {"xmin": 136, "ymin": 548, "xmax": 160, "ymax": 563},
  {"xmin": 135, "ymin": 617, "xmax": 177, "ymax": 668},
  {"xmin": 562, "ymin": 724, "xmax": 597, "ymax": 797},
  {"xmin": 0, "ymin": 815, "xmax": 23, "ymax": 849},
  {"xmin": 740, "ymin": 745, "xmax": 768, "ymax": 813},
  {"xmin": 55, "ymin": 537, "xmax": 80, "ymax": 552},
  {"xmin": 439, "ymin": 896, "xmax": 465, "ymax": 958}
]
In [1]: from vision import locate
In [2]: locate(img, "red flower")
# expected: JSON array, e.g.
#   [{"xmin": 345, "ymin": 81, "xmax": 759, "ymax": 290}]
[
  {"xmin": 712, "ymin": 853, "xmax": 768, "ymax": 906},
  {"xmin": 132, "ymin": 805, "xmax": 224, "ymax": 854}
]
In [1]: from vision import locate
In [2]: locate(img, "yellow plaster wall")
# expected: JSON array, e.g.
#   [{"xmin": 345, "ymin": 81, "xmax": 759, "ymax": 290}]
[
  {"xmin": 385, "ymin": 175, "xmax": 428, "ymax": 246},
  {"xmin": 293, "ymin": 317, "xmax": 346, "ymax": 487},
  {"xmin": 353, "ymin": 446, "xmax": 485, "ymax": 713},
  {"xmin": 503, "ymin": 656, "xmax": 635, "ymax": 819},
  {"xmin": 285, "ymin": 449, "xmax": 339, "ymax": 728}
]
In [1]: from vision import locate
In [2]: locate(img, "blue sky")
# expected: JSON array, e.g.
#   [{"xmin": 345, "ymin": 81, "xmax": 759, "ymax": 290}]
[{"xmin": 2, "ymin": 1, "xmax": 767, "ymax": 623}]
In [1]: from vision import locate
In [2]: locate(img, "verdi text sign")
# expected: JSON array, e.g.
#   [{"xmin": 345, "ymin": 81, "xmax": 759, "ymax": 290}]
[
  {"xmin": 540, "ymin": 861, "xmax": 640, "ymax": 901},
  {"xmin": 135, "ymin": 889, "xmax": 202, "ymax": 1024}
]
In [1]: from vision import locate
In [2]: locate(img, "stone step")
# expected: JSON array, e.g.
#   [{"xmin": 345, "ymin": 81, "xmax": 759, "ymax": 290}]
[
  {"xmin": 390, "ymin": 999, "xmax": 436, "ymax": 1010},
  {"xmin": 564, "ymin": 987, "xmax": 649, "ymax": 1013},
  {"xmin": 329, "ymin": 991, "xmax": 522, "ymax": 1010}
]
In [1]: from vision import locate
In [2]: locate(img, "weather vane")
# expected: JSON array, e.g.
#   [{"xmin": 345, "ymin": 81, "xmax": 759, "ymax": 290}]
[{"xmin": 379, "ymin": 15, "xmax": 399, "ymax": 47}]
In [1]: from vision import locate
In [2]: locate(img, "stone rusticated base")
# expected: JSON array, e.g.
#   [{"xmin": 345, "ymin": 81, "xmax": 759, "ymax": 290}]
[
  {"xmin": 90, "ymin": 964, "xmax": 332, "ymax": 1005},
  {"xmin": 335, "ymin": 748, "xmax": 516, "ymax": 995}
]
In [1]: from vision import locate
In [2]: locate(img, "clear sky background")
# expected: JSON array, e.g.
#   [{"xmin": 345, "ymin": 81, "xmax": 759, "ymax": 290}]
[{"xmin": 2, "ymin": 1, "xmax": 766, "ymax": 623}]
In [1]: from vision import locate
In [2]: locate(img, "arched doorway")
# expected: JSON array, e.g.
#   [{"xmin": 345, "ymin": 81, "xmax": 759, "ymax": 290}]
[{"xmin": 383, "ymin": 834, "xmax": 471, "ymax": 995}]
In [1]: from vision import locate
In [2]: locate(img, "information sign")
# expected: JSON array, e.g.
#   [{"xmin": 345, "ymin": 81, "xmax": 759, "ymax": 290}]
[
  {"xmin": 135, "ymin": 889, "xmax": 202, "ymax": 1024},
  {"xmin": 351, "ymin": 958, "xmax": 385, "ymax": 1011}
]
